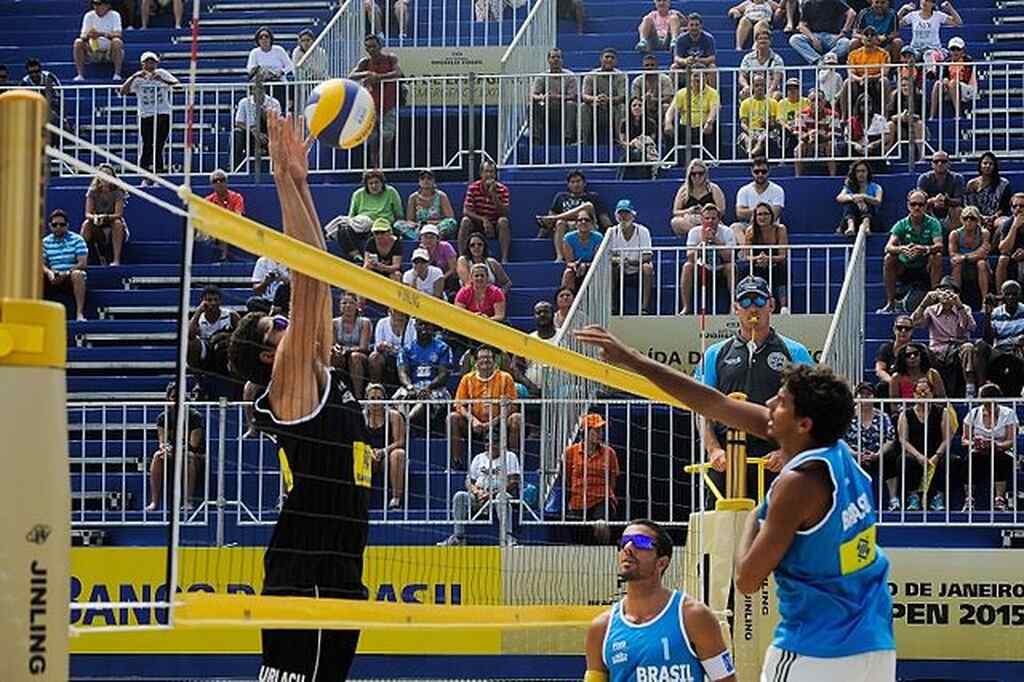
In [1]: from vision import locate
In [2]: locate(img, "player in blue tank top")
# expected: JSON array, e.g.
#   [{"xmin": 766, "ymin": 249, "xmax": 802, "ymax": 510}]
[
  {"xmin": 584, "ymin": 520, "xmax": 736, "ymax": 682},
  {"xmin": 575, "ymin": 328, "xmax": 897, "ymax": 682}
]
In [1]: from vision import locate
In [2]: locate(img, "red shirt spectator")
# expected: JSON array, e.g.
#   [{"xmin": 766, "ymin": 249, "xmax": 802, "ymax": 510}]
[
  {"xmin": 463, "ymin": 176, "xmax": 511, "ymax": 224},
  {"xmin": 454, "ymin": 282, "xmax": 506, "ymax": 318},
  {"xmin": 351, "ymin": 35, "xmax": 400, "ymax": 114},
  {"xmin": 205, "ymin": 171, "xmax": 245, "ymax": 215}
]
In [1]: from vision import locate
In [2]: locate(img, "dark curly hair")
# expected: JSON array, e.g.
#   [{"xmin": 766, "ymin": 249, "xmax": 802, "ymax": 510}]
[
  {"xmin": 228, "ymin": 312, "xmax": 274, "ymax": 386},
  {"xmin": 781, "ymin": 364, "xmax": 855, "ymax": 447},
  {"xmin": 893, "ymin": 341, "xmax": 931, "ymax": 376}
]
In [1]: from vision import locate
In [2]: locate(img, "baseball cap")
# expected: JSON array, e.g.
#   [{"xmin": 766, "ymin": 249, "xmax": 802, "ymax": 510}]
[
  {"xmin": 371, "ymin": 218, "xmax": 392, "ymax": 233},
  {"xmin": 901, "ymin": 45, "xmax": 916, "ymax": 55},
  {"xmin": 615, "ymin": 198, "xmax": 637, "ymax": 216},
  {"xmin": 411, "ymin": 247, "xmax": 430, "ymax": 262},
  {"xmin": 580, "ymin": 413, "xmax": 606, "ymax": 429},
  {"xmin": 419, "ymin": 223, "xmax": 440, "ymax": 237},
  {"xmin": 822, "ymin": 52, "xmax": 838, "ymax": 63},
  {"xmin": 948, "ymin": 36, "xmax": 965, "ymax": 50},
  {"xmin": 861, "ymin": 26, "xmax": 877, "ymax": 36},
  {"xmin": 937, "ymin": 275, "xmax": 960, "ymax": 293},
  {"xmin": 785, "ymin": 77, "xmax": 800, "ymax": 88},
  {"xmin": 735, "ymin": 275, "xmax": 771, "ymax": 300},
  {"xmin": 140, "ymin": 51, "xmax": 160, "ymax": 63}
]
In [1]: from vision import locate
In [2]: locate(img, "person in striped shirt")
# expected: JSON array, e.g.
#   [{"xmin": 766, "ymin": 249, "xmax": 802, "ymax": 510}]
[{"xmin": 42, "ymin": 208, "xmax": 88, "ymax": 320}]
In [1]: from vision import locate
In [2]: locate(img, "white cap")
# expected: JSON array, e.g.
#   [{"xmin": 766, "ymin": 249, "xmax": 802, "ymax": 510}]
[
  {"xmin": 948, "ymin": 36, "xmax": 965, "ymax": 49},
  {"xmin": 350, "ymin": 214, "xmax": 372, "ymax": 233},
  {"xmin": 140, "ymin": 51, "xmax": 160, "ymax": 63},
  {"xmin": 419, "ymin": 223, "xmax": 440, "ymax": 237},
  {"xmin": 412, "ymin": 248, "xmax": 430, "ymax": 262}
]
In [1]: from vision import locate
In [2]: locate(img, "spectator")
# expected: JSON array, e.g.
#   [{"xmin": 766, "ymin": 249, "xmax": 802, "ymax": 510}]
[
  {"xmin": 995, "ymin": 193, "xmax": 1024, "ymax": 288},
  {"xmin": 42, "ymin": 209, "xmax": 88, "ymax": 321},
  {"xmin": 930, "ymin": 37, "xmax": 975, "ymax": 118},
  {"xmin": 394, "ymin": 320, "xmax": 453, "ymax": 423},
  {"xmin": 844, "ymin": 382, "xmax": 899, "ymax": 509},
  {"xmin": 145, "ymin": 381, "xmax": 204, "ymax": 511},
  {"xmin": 606, "ymin": 199, "xmax": 654, "ymax": 313},
  {"xmin": 728, "ymin": 0, "xmax": 779, "ymax": 51},
  {"xmin": 879, "ymin": 190, "xmax": 943, "ymax": 313},
  {"xmin": 204, "ymin": 169, "xmax": 245, "ymax": 261},
  {"xmin": 618, "ymin": 97, "xmax": 661, "ymax": 180},
  {"xmin": 680, "ymin": 204, "xmax": 737, "ymax": 314},
  {"xmin": 971, "ymin": 280, "xmax": 1024, "ymax": 392},
  {"xmin": 403, "ymin": 248, "xmax": 445, "ymax": 298},
  {"xmin": 455, "ymin": 263, "xmax": 507, "ymax": 322},
  {"xmin": 733, "ymin": 158, "xmax": 786, "ymax": 229},
  {"xmin": 331, "ymin": 214, "xmax": 373, "ymax": 264},
  {"xmin": 948, "ymin": 205, "xmax": 991, "ymax": 303},
  {"xmin": 896, "ymin": 45, "xmax": 924, "ymax": 92},
  {"xmin": 246, "ymin": 26, "xmax": 293, "ymax": 110},
  {"xmin": 537, "ymin": 169, "xmax": 611, "ymax": 262},
  {"xmin": 438, "ymin": 427, "xmax": 522, "ymax": 546},
  {"xmin": 909, "ymin": 276, "xmax": 976, "ymax": 397},
  {"xmin": 397, "ymin": 169, "xmax": 457, "ymax": 240},
  {"xmin": 292, "ymin": 28, "xmax": 328, "ymax": 82},
  {"xmin": 853, "ymin": 0, "xmax": 903, "ymax": 62},
  {"xmin": 459, "ymin": 161, "xmax": 512, "ymax": 262},
  {"xmin": 794, "ymin": 90, "xmax": 839, "ymax": 177},
  {"xmin": 889, "ymin": 341, "xmax": 947, "ymax": 400},
  {"xmin": 418, "ymin": 224, "xmax": 460, "ymax": 296},
  {"xmin": 964, "ymin": 152, "xmax": 1013, "ymax": 234},
  {"xmin": 369, "ymin": 307, "xmax": 416, "ymax": 388},
  {"xmin": 789, "ymin": 0, "xmax": 856, "ymax": 65},
  {"xmin": 846, "ymin": 92, "xmax": 887, "ymax": 158},
  {"xmin": 391, "ymin": 0, "xmax": 411, "ymax": 37},
  {"xmin": 232, "ymin": 85, "xmax": 281, "ymax": 169},
  {"xmin": 349, "ymin": 34, "xmax": 402, "ymax": 167},
  {"xmin": 775, "ymin": 78, "xmax": 810, "ymax": 157},
  {"xmin": 564, "ymin": 413, "xmax": 620, "ymax": 542},
  {"xmin": 669, "ymin": 159, "xmax": 726, "ymax": 237},
  {"xmin": 815, "ymin": 52, "xmax": 846, "ymax": 113},
  {"xmin": 874, "ymin": 314, "xmax": 916, "ymax": 396},
  {"xmin": 917, "ymin": 150, "xmax": 965, "ymax": 231},
  {"xmin": 843, "ymin": 26, "xmax": 889, "ymax": 116},
  {"xmin": 737, "ymin": 75, "xmax": 779, "ymax": 159},
  {"xmin": 554, "ymin": 286, "xmax": 575, "ymax": 328},
  {"xmin": 364, "ymin": 382, "xmax": 407, "ymax": 510},
  {"xmin": 120, "ymin": 52, "xmax": 178, "ymax": 181},
  {"xmin": 696, "ymin": 275, "xmax": 814, "ymax": 497},
  {"xmin": 448, "ymin": 345, "xmax": 522, "ymax": 466},
  {"xmin": 561, "ymin": 212, "xmax": 605, "ymax": 291},
  {"xmin": 349, "ymin": 169, "xmax": 404, "ymax": 227},
  {"xmin": 837, "ymin": 159, "xmax": 884, "ymax": 235},
  {"xmin": 635, "ymin": 0, "xmax": 683, "ymax": 53},
  {"xmin": 140, "ymin": 0, "xmax": 182, "ymax": 29},
  {"xmin": 81, "ymin": 164, "xmax": 128, "ymax": 266},
  {"xmin": 331, "ymin": 291, "xmax": 372, "ymax": 398},
  {"xmin": 883, "ymin": 76, "xmax": 926, "ymax": 160},
  {"xmin": 187, "ymin": 285, "xmax": 239, "ymax": 379},
  {"xmin": 73, "ymin": 0, "xmax": 124, "ymax": 82},
  {"xmin": 456, "ymin": 234, "xmax": 512, "ymax": 295},
  {"xmin": 673, "ymin": 13, "xmax": 717, "ymax": 69},
  {"xmin": 663, "ymin": 69, "xmax": 719, "ymax": 161},
  {"xmin": 738, "ymin": 26, "xmax": 786, "ymax": 99},
  {"xmin": 630, "ymin": 53, "xmax": 675, "ymax": 122},
  {"xmin": 530, "ymin": 48, "xmax": 578, "ymax": 145},
  {"xmin": 897, "ymin": 0, "xmax": 962, "ymax": 64},
  {"xmin": 363, "ymin": 218, "xmax": 403, "ymax": 282},
  {"xmin": 21, "ymin": 58, "xmax": 62, "ymax": 126},
  {"xmin": 580, "ymin": 48, "xmax": 628, "ymax": 146},
  {"xmin": 251, "ymin": 256, "xmax": 289, "ymax": 303},
  {"xmin": 961, "ymin": 383, "xmax": 1018, "ymax": 511},
  {"xmin": 516, "ymin": 301, "xmax": 559, "ymax": 399},
  {"xmin": 894, "ymin": 376, "xmax": 952, "ymax": 510},
  {"xmin": 741, "ymin": 202, "xmax": 790, "ymax": 312}
]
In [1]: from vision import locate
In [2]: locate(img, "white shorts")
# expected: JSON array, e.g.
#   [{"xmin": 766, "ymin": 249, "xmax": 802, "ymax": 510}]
[{"xmin": 760, "ymin": 645, "xmax": 896, "ymax": 682}]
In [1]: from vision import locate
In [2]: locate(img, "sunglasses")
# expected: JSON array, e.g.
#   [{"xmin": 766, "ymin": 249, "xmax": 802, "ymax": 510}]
[
  {"xmin": 690, "ymin": 170, "xmax": 706, "ymax": 177},
  {"xmin": 618, "ymin": 533, "xmax": 658, "ymax": 551},
  {"xmin": 1013, "ymin": 204, "xmax": 1024, "ymax": 210},
  {"xmin": 752, "ymin": 168, "xmax": 768, "ymax": 175},
  {"xmin": 933, "ymin": 159, "xmax": 948, "ymax": 164},
  {"xmin": 909, "ymin": 201, "xmax": 926, "ymax": 207},
  {"xmin": 470, "ymin": 241, "xmax": 485, "ymax": 247},
  {"xmin": 895, "ymin": 325, "xmax": 912, "ymax": 332},
  {"xmin": 964, "ymin": 215, "xmax": 979, "ymax": 221},
  {"xmin": 51, "ymin": 221, "xmax": 68, "ymax": 227},
  {"xmin": 905, "ymin": 351, "xmax": 921, "ymax": 358},
  {"xmin": 737, "ymin": 294, "xmax": 769, "ymax": 309},
  {"xmin": 577, "ymin": 217, "xmax": 593, "ymax": 224}
]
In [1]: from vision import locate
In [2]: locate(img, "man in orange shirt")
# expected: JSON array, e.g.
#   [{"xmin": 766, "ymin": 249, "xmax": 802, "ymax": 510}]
[
  {"xmin": 204, "ymin": 168, "xmax": 246, "ymax": 260},
  {"xmin": 842, "ymin": 26, "xmax": 889, "ymax": 117},
  {"xmin": 448, "ymin": 346, "xmax": 522, "ymax": 466},
  {"xmin": 563, "ymin": 413, "xmax": 619, "ymax": 543}
]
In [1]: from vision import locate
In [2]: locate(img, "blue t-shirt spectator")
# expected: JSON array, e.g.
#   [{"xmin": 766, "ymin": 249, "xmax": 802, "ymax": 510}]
[
  {"xmin": 855, "ymin": 6, "xmax": 897, "ymax": 37},
  {"xmin": 564, "ymin": 229, "xmax": 604, "ymax": 262},
  {"xmin": 42, "ymin": 231, "xmax": 88, "ymax": 271},
  {"xmin": 398, "ymin": 335, "xmax": 453, "ymax": 388},
  {"xmin": 674, "ymin": 30, "xmax": 716, "ymax": 60}
]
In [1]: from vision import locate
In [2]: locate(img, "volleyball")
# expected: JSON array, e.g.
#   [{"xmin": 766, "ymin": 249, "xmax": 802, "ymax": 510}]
[{"xmin": 304, "ymin": 78, "xmax": 376, "ymax": 150}]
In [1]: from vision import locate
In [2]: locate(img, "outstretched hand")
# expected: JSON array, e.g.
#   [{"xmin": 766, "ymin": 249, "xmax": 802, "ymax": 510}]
[
  {"xmin": 573, "ymin": 325, "xmax": 637, "ymax": 368},
  {"xmin": 266, "ymin": 111, "xmax": 311, "ymax": 183}
]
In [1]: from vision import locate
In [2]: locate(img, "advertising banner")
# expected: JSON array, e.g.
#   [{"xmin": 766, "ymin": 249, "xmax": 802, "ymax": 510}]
[{"xmin": 391, "ymin": 47, "xmax": 505, "ymax": 105}]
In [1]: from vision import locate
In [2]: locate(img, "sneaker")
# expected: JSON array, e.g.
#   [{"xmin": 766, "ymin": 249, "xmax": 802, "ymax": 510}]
[
  {"xmin": 888, "ymin": 497, "xmax": 901, "ymax": 511},
  {"xmin": 961, "ymin": 496, "xmax": 974, "ymax": 512},
  {"xmin": 112, "ymin": 73, "xmax": 122, "ymax": 81},
  {"xmin": 929, "ymin": 492, "xmax": 945, "ymax": 511},
  {"xmin": 906, "ymin": 492, "xmax": 921, "ymax": 511},
  {"xmin": 994, "ymin": 496, "xmax": 1008, "ymax": 511},
  {"xmin": 635, "ymin": 39, "xmax": 650, "ymax": 52},
  {"xmin": 387, "ymin": 497, "xmax": 401, "ymax": 510},
  {"xmin": 437, "ymin": 534, "xmax": 464, "ymax": 546},
  {"xmin": 876, "ymin": 302, "xmax": 897, "ymax": 314},
  {"xmin": 504, "ymin": 535, "xmax": 518, "ymax": 547},
  {"xmin": 73, "ymin": 74, "xmax": 85, "ymax": 82},
  {"xmin": 779, "ymin": 306, "xmax": 790, "ymax": 315}
]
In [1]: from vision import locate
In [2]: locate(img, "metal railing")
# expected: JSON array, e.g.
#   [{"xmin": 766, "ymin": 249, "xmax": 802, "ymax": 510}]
[
  {"xmin": 292, "ymin": 0, "xmax": 363, "ymax": 105},
  {"xmin": 822, "ymin": 227, "xmax": 867, "ymax": 384}
]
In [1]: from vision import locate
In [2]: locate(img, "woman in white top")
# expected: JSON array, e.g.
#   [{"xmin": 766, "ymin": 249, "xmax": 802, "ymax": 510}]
[
  {"xmin": 331, "ymin": 291, "xmax": 372, "ymax": 398},
  {"xmin": 369, "ymin": 308, "xmax": 416, "ymax": 385},
  {"xmin": 727, "ymin": 0, "xmax": 779, "ymax": 51},
  {"xmin": 961, "ymin": 383, "xmax": 1019, "ymax": 511},
  {"xmin": 291, "ymin": 28, "xmax": 328, "ymax": 82},
  {"xmin": 898, "ymin": 0, "xmax": 963, "ymax": 63},
  {"xmin": 247, "ymin": 26, "xmax": 294, "ymax": 81}
]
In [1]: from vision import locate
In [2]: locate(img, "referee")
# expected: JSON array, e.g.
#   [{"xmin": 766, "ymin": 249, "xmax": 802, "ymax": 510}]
[
  {"xmin": 228, "ymin": 113, "xmax": 371, "ymax": 681},
  {"xmin": 696, "ymin": 276, "xmax": 813, "ymax": 499}
]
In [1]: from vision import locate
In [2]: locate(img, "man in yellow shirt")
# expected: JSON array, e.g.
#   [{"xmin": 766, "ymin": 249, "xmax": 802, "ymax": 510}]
[
  {"xmin": 776, "ymin": 77, "xmax": 810, "ymax": 157},
  {"xmin": 663, "ymin": 69, "xmax": 719, "ymax": 161},
  {"xmin": 843, "ymin": 25, "xmax": 889, "ymax": 118},
  {"xmin": 448, "ymin": 345, "xmax": 522, "ymax": 466},
  {"xmin": 738, "ymin": 74, "xmax": 779, "ymax": 158}
]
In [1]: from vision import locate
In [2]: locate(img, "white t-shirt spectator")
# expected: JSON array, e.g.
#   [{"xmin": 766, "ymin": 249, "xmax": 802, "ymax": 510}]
[
  {"xmin": 251, "ymin": 256, "xmax": 289, "ymax": 301},
  {"xmin": 235, "ymin": 94, "xmax": 282, "ymax": 129},
  {"xmin": 129, "ymin": 71, "xmax": 178, "ymax": 117},
  {"xmin": 964, "ymin": 405, "xmax": 1019, "ymax": 443},
  {"xmin": 374, "ymin": 315, "xmax": 417, "ymax": 350},
  {"xmin": 402, "ymin": 265, "xmax": 445, "ymax": 296},
  {"xmin": 80, "ymin": 9, "xmax": 122, "ymax": 50},
  {"xmin": 468, "ymin": 450, "xmax": 522, "ymax": 495},
  {"xmin": 735, "ymin": 181, "xmax": 786, "ymax": 215},
  {"xmin": 686, "ymin": 223, "xmax": 738, "ymax": 271},
  {"xmin": 246, "ymin": 46, "xmax": 294, "ymax": 79},
  {"xmin": 901, "ymin": 10, "xmax": 951, "ymax": 51},
  {"xmin": 604, "ymin": 222, "xmax": 652, "ymax": 275}
]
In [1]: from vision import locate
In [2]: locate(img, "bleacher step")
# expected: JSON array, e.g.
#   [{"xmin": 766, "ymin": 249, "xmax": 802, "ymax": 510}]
[
  {"xmin": 210, "ymin": 1, "xmax": 334, "ymax": 10},
  {"xmin": 199, "ymin": 16, "xmax": 316, "ymax": 27},
  {"xmin": 178, "ymin": 32, "xmax": 300, "ymax": 43}
]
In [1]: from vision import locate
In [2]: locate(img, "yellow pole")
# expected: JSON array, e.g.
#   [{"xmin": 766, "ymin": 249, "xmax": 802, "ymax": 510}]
[{"xmin": 0, "ymin": 89, "xmax": 70, "ymax": 682}]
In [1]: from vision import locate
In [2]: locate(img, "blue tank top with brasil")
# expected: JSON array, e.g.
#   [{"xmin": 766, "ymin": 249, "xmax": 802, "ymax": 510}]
[
  {"xmin": 602, "ymin": 590, "xmax": 705, "ymax": 682},
  {"xmin": 756, "ymin": 440, "xmax": 895, "ymax": 657}
]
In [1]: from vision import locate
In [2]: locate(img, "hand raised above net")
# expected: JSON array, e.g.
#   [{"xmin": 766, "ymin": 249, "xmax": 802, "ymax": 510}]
[{"xmin": 266, "ymin": 112, "xmax": 310, "ymax": 184}]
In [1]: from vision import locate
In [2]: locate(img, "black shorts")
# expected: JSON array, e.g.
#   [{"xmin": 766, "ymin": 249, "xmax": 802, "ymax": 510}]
[{"xmin": 261, "ymin": 627, "xmax": 361, "ymax": 682}]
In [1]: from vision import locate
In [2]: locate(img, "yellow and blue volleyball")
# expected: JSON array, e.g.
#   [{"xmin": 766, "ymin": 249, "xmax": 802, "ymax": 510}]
[{"xmin": 304, "ymin": 78, "xmax": 376, "ymax": 150}]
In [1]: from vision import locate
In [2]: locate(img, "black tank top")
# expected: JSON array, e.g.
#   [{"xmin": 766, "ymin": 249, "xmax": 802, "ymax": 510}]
[{"xmin": 905, "ymin": 406, "xmax": 945, "ymax": 456}]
